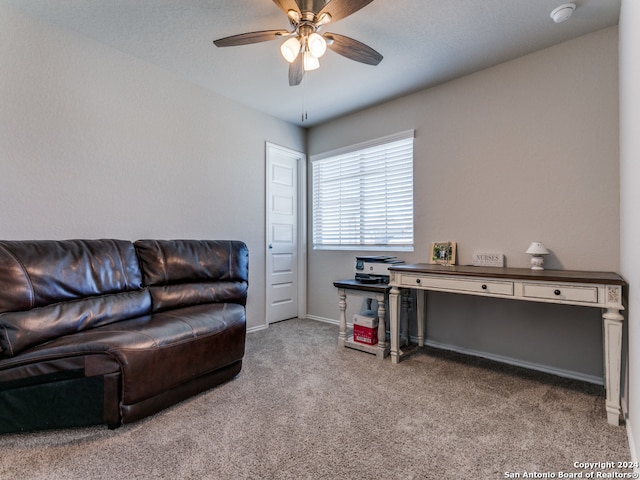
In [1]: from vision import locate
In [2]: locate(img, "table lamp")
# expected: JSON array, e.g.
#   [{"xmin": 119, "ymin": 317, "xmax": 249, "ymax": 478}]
[{"xmin": 526, "ymin": 242, "xmax": 549, "ymax": 270}]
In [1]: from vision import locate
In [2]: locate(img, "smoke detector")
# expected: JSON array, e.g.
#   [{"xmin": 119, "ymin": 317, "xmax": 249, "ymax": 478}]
[{"xmin": 550, "ymin": 3, "xmax": 576, "ymax": 23}]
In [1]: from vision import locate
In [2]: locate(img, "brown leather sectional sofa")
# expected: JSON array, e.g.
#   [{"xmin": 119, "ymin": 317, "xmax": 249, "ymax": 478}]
[{"xmin": 0, "ymin": 238, "xmax": 248, "ymax": 433}]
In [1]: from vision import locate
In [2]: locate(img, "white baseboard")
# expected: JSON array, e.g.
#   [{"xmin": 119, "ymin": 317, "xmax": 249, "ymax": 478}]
[
  {"xmin": 248, "ymin": 317, "xmax": 334, "ymax": 334},
  {"xmin": 425, "ymin": 339, "xmax": 604, "ymax": 386},
  {"xmin": 247, "ymin": 324, "xmax": 268, "ymax": 334},
  {"xmin": 300, "ymin": 317, "xmax": 605, "ymax": 385},
  {"xmin": 305, "ymin": 315, "xmax": 339, "ymax": 325},
  {"xmin": 628, "ymin": 420, "xmax": 638, "ymax": 469}
]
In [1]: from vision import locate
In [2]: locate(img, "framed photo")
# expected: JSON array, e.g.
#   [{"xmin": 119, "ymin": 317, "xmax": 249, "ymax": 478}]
[{"xmin": 430, "ymin": 241, "xmax": 457, "ymax": 265}]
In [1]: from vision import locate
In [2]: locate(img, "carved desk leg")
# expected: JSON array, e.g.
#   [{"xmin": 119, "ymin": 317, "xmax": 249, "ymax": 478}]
[
  {"xmin": 603, "ymin": 307, "xmax": 624, "ymax": 426},
  {"xmin": 376, "ymin": 292, "xmax": 387, "ymax": 359},
  {"xmin": 401, "ymin": 289, "xmax": 410, "ymax": 346},
  {"xmin": 389, "ymin": 286, "xmax": 402, "ymax": 364},
  {"xmin": 337, "ymin": 288, "xmax": 347, "ymax": 348},
  {"xmin": 415, "ymin": 289, "xmax": 426, "ymax": 347}
]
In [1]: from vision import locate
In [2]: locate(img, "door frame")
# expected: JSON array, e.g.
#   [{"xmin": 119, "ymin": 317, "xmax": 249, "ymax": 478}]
[{"xmin": 265, "ymin": 142, "xmax": 307, "ymax": 325}]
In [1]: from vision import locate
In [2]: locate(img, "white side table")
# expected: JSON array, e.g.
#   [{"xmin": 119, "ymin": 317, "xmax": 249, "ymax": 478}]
[{"xmin": 333, "ymin": 280, "xmax": 391, "ymax": 359}]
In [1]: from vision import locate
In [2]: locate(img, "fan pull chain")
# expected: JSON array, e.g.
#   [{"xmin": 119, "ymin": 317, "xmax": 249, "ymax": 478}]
[{"xmin": 301, "ymin": 74, "xmax": 308, "ymax": 122}]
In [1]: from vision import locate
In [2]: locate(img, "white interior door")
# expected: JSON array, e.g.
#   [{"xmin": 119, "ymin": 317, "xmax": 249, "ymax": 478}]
[{"xmin": 266, "ymin": 143, "xmax": 304, "ymax": 324}]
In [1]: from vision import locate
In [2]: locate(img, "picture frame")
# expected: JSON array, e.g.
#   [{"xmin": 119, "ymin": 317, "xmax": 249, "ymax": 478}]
[{"xmin": 430, "ymin": 241, "xmax": 457, "ymax": 265}]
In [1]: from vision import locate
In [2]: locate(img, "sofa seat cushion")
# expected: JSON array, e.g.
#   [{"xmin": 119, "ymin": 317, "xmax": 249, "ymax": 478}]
[
  {"xmin": 116, "ymin": 303, "xmax": 246, "ymax": 405},
  {"xmin": 0, "ymin": 302, "xmax": 246, "ymax": 405}
]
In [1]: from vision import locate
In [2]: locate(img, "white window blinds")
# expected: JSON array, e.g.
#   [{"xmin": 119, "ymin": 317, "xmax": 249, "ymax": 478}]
[{"xmin": 312, "ymin": 130, "xmax": 414, "ymax": 251}]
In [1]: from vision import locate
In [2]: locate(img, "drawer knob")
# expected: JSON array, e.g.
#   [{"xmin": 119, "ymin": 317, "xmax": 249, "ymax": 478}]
[
  {"xmin": 416, "ymin": 278, "xmax": 421, "ymax": 284},
  {"xmin": 481, "ymin": 284, "xmax": 487, "ymax": 290},
  {"xmin": 554, "ymin": 289, "xmax": 561, "ymax": 296}
]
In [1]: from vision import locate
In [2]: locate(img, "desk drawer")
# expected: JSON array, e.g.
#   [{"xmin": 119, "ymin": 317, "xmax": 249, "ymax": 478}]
[
  {"xmin": 522, "ymin": 283, "xmax": 598, "ymax": 303},
  {"xmin": 399, "ymin": 275, "xmax": 514, "ymax": 296}
]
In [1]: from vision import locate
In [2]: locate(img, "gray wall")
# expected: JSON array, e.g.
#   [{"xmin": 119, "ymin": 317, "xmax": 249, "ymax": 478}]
[
  {"xmin": 0, "ymin": 4, "xmax": 623, "ymax": 385},
  {"xmin": 619, "ymin": 0, "xmax": 640, "ymax": 461},
  {"xmin": 0, "ymin": 5, "xmax": 306, "ymax": 331},
  {"xmin": 307, "ymin": 27, "xmax": 620, "ymax": 382}
]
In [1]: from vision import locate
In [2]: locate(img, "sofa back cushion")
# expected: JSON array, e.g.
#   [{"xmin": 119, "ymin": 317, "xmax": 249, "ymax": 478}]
[
  {"xmin": 0, "ymin": 239, "xmax": 151, "ymax": 357},
  {"xmin": 134, "ymin": 240, "xmax": 248, "ymax": 312}
]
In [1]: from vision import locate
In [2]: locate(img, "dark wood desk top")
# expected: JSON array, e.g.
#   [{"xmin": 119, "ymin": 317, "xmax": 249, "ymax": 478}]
[
  {"xmin": 388, "ymin": 263, "xmax": 626, "ymax": 286},
  {"xmin": 333, "ymin": 279, "xmax": 392, "ymax": 293}
]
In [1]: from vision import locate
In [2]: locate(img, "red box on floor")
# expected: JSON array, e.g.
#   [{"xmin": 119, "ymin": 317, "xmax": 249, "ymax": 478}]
[{"xmin": 353, "ymin": 324, "xmax": 378, "ymax": 345}]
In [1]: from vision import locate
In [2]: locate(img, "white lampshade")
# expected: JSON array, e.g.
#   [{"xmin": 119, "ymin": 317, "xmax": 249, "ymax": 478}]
[
  {"xmin": 307, "ymin": 32, "xmax": 327, "ymax": 58},
  {"xmin": 280, "ymin": 37, "xmax": 301, "ymax": 63},
  {"xmin": 303, "ymin": 51, "xmax": 320, "ymax": 71},
  {"xmin": 526, "ymin": 242, "xmax": 550, "ymax": 255}
]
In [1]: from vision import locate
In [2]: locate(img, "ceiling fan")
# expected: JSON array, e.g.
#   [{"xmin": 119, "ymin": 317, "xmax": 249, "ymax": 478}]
[{"xmin": 213, "ymin": 0, "xmax": 383, "ymax": 86}]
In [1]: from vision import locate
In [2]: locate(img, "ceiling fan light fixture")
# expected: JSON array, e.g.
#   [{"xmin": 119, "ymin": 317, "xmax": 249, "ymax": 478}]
[
  {"xmin": 280, "ymin": 36, "xmax": 301, "ymax": 63},
  {"xmin": 303, "ymin": 51, "xmax": 320, "ymax": 71},
  {"xmin": 307, "ymin": 32, "xmax": 327, "ymax": 58},
  {"xmin": 213, "ymin": 0, "xmax": 384, "ymax": 86}
]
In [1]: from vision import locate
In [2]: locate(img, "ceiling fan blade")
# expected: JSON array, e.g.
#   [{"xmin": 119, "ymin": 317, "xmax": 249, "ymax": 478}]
[
  {"xmin": 272, "ymin": 0, "xmax": 302, "ymax": 17},
  {"xmin": 289, "ymin": 55, "xmax": 304, "ymax": 86},
  {"xmin": 214, "ymin": 30, "xmax": 289, "ymax": 47},
  {"xmin": 325, "ymin": 33, "xmax": 382, "ymax": 65},
  {"xmin": 318, "ymin": 0, "xmax": 374, "ymax": 23}
]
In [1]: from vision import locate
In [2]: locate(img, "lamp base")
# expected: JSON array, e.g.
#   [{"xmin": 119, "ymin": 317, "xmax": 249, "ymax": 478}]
[{"xmin": 530, "ymin": 255, "xmax": 545, "ymax": 270}]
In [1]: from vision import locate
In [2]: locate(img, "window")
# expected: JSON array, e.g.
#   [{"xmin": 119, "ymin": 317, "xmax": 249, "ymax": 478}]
[{"xmin": 312, "ymin": 130, "xmax": 414, "ymax": 251}]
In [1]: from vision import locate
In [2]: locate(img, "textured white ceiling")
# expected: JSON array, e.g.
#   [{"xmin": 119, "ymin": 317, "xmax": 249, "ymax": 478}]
[{"xmin": 2, "ymin": 0, "xmax": 621, "ymax": 127}]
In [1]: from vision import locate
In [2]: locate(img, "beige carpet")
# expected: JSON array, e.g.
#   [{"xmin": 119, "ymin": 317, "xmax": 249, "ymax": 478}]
[{"xmin": 0, "ymin": 318, "xmax": 631, "ymax": 479}]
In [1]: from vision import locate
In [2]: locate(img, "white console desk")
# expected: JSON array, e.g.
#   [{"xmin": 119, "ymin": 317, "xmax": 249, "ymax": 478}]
[{"xmin": 387, "ymin": 264, "xmax": 626, "ymax": 426}]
